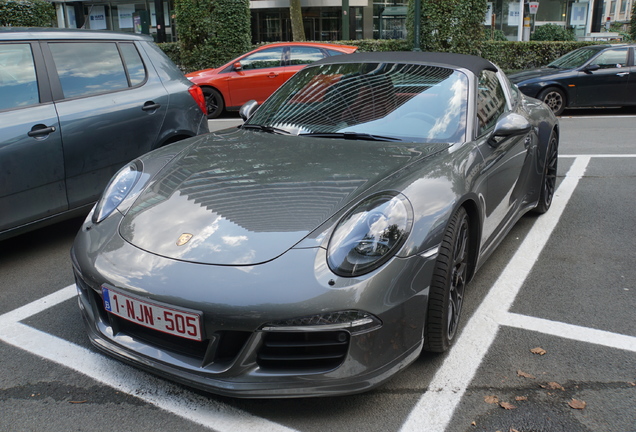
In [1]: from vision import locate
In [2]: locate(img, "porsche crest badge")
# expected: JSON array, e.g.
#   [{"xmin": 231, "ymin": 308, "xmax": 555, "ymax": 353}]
[{"xmin": 176, "ymin": 233, "xmax": 193, "ymax": 246}]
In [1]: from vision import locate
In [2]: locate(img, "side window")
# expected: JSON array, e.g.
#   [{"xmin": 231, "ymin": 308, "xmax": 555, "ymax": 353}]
[
  {"xmin": 119, "ymin": 43, "xmax": 146, "ymax": 86},
  {"xmin": 49, "ymin": 42, "xmax": 129, "ymax": 98},
  {"xmin": 477, "ymin": 70, "xmax": 507, "ymax": 137},
  {"xmin": 593, "ymin": 48, "xmax": 628, "ymax": 69},
  {"xmin": 289, "ymin": 47, "xmax": 326, "ymax": 65},
  {"xmin": 326, "ymin": 48, "xmax": 348, "ymax": 56},
  {"xmin": 239, "ymin": 47, "xmax": 284, "ymax": 70},
  {"xmin": 0, "ymin": 43, "xmax": 39, "ymax": 111}
]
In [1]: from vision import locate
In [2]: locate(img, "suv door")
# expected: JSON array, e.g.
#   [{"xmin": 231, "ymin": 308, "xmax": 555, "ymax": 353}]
[
  {"xmin": 0, "ymin": 42, "xmax": 67, "ymax": 232},
  {"xmin": 44, "ymin": 40, "xmax": 170, "ymax": 208}
]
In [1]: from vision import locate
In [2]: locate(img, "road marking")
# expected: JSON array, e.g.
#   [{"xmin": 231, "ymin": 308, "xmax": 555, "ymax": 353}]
[
  {"xmin": 1, "ymin": 155, "xmax": 633, "ymax": 432},
  {"xmin": 560, "ymin": 154, "xmax": 636, "ymax": 158},
  {"xmin": 501, "ymin": 313, "xmax": 636, "ymax": 352},
  {"xmin": 0, "ymin": 286, "xmax": 296, "ymax": 432},
  {"xmin": 400, "ymin": 156, "xmax": 591, "ymax": 431}
]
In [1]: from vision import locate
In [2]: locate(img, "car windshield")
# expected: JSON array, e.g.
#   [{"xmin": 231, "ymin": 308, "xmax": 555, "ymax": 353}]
[
  {"xmin": 245, "ymin": 62, "xmax": 468, "ymax": 143},
  {"xmin": 547, "ymin": 47, "xmax": 603, "ymax": 69}
]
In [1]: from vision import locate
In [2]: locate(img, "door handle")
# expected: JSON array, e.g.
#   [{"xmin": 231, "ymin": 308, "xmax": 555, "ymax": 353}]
[
  {"xmin": 267, "ymin": 73, "xmax": 278, "ymax": 78},
  {"xmin": 27, "ymin": 125, "xmax": 56, "ymax": 137},
  {"xmin": 142, "ymin": 102, "xmax": 161, "ymax": 111},
  {"xmin": 616, "ymin": 72, "xmax": 629, "ymax": 77}
]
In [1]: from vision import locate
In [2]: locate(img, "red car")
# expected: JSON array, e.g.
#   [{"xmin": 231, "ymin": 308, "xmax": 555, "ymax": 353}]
[{"xmin": 186, "ymin": 42, "xmax": 358, "ymax": 118}]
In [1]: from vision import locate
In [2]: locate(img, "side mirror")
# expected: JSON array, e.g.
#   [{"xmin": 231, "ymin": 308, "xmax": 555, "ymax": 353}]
[
  {"xmin": 489, "ymin": 113, "xmax": 531, "ymax": 146},
  {"xmin": 233, "ymin": 62, "xmax": 243, "ymax": 71},
  {"xmin": 584, "ymin": 64, "xmax": 600, "ymax": 73},
  {"xmin": 239, "ymin": 100, "xmax": 258, "ymax": 121}
]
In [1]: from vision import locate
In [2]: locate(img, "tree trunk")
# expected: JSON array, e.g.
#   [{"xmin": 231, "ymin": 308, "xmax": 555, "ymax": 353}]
[{"xmin": 290, "ymin": 0, "xmax": 306, "ymax": 41}]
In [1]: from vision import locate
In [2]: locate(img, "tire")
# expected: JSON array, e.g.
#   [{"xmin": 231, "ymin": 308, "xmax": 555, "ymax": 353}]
[
  {"xmin": 202, "ymin": 87, "xmax": 224, "ymax": 119},
  {"xmin": 532, "ymin": 131, "xmax": 559, "ymax": 214},
  {"xmin": 424, "ymin": 207, "xmax": 470, "ymax": 353},
  {"xmin": 538, "ymin": 87, "xmax": 566, "ymax": 116}
]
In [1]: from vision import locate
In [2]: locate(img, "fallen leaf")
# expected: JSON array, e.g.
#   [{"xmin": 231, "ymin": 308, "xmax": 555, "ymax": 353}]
[
  {"xmin": 515, "ymin": 396, "xmax": 528, "ymax": 401},
  {"xmin": 517, "ymin": 370, "xmax": 536, "ymax": 379},
  {"xmin": 569, "ymin": 399, "xmax": 587, "ymax": 410},
  {"xmin": 499, "ymin": 401, "xmax": 517, "ymax": 410},
  {"xmin": 69, "ymin": 400, "xmax": 87, "ymax": 404},
  {"xmin": 541, "ymin": 382, "xmax": 565, "ymax": 391},
  {"xmin": 531, "ymin": 347, "xmax": 547, "ymax": 355},
  {"xmin": 471, "ymin": 421, "xmax": 477, "ymax": 426},
  {"xmin": 484, "ymin": 395, "xmax": 499, "ymax": 404},
  {"xmin": 629, "ymin": 382, "xmax": 636, "ymax": 387}
]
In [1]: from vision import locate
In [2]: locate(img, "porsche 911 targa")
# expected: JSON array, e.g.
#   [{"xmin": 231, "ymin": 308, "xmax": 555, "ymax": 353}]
[{"xmin": 72, "ymin": 52, "xmax": 559, "ymax": 398}]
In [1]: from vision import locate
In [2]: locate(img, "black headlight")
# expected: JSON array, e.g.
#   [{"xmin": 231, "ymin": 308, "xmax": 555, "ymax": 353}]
[{"xmin": 327, "ymin": 192, "xmax": 413, "ymax": 277}]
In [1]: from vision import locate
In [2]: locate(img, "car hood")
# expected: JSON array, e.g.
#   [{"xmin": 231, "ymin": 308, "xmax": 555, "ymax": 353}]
[
  {"xmin": 119, "ymin": 129, "xmax": 449, "ymax": 265},
  {"xmin": 508, "ymin": 67, "xmax": 572, "ymax": 83}
]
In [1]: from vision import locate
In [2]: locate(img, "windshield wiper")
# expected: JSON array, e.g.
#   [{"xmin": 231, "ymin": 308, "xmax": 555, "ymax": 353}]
[
  {"xmin": 298, "ymin": 132, "xmax": 402, "ymax": 142},
  {"xmin": 241, "ymin": 124, "xmax": 292, "ymax": 135}
]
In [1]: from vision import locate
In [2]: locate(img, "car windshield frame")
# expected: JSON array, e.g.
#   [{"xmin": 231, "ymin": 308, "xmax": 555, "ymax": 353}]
[
  {"xmin": 547, "ymin": 46, "xmax": 605, "ymax": 69},
  {"xmin": 244, "ymin": 62, "xmax": 469, "ymax": 144}
]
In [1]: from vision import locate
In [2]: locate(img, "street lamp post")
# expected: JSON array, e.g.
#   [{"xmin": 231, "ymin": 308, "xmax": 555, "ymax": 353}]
[{"xmin": 413, "ymin": 0, "xmax": 421, "ymax": 51}]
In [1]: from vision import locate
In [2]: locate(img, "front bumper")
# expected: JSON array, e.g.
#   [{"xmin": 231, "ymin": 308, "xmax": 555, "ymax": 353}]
[{"xmin": 71, "ymin": 215, "xmax": 437, "ymax": 398}]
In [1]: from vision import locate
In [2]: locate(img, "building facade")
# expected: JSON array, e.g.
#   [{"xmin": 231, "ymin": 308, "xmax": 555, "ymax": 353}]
[{"xmin": 49, "ymin": 0, "xmax": 627, "ymax": 44}]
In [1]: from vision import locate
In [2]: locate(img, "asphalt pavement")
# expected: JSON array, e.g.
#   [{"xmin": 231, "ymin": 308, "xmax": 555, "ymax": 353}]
[{"xmin": 0, "ymin": 109, "xmax": 634, "ymax": 432}]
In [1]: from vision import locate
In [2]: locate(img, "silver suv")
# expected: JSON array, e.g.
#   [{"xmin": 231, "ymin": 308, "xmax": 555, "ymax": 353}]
[{"xmin": 0, "ymin": 28, "xmax": 209, "ymax": 240}]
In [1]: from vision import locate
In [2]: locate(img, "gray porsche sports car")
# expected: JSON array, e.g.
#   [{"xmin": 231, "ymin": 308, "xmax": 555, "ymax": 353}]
[{"xmin": 72, "ymin": 52, "xmax": 559, "ymax": 398}]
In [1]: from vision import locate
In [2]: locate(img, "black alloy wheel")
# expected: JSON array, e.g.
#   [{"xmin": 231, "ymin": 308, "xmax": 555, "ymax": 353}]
[
  {"xmin": 203, "ymin": 87, "xmax": 224, "ymax": 119},
  {"xmin": 424, "ymin": 207, "xmax": 470, "ymax": 353},
  {"xmin": 533, "ymin": 132, "xmax": 559, "ymax": 214},
  {"xmin": 538, "ymin": 87, "xmax": 566, "ymax": 116}
]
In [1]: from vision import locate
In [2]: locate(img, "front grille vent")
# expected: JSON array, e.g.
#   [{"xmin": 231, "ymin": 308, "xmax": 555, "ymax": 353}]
[{"xmin": 257, "ymin": 331, "xmax": 349, "ymax": 372}]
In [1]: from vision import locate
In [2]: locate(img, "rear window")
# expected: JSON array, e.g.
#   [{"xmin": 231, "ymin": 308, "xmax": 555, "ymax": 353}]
[
  {"xmin": 0, "ymin": 43, "xmax": 39, "ymax": 110},
  {"xmin": 49, "ymin": 42, "xmax": 146, "ymax": 98}
]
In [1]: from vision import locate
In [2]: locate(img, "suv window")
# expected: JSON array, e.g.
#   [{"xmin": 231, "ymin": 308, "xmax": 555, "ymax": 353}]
[
  {"xmin": 0, "ymin": 43, "xmax": 39, "ymax": 111},
  {"xmin": 49, "ymin": 42, "xmax": 146, "ymax": 98},
  {"xmin": 593, "ymin": 48, "xmax": 629, "ymax": 69},
  {"xmin": 477, "ymin": 70, "xmax": 507, "ymax": 136},
  {"xmin": 289, "ymin": 47, "xmax": 326, "ymax": 65},
  {"xmin": 119, "ymin": 42, "xmax": 146, "ymax": 86}
]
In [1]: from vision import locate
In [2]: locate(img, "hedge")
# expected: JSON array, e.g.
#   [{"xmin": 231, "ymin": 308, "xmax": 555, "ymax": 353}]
[
  {"xmin": 0, "ymin": 0, "xmax": 55, "ymax": 27},
  {"xmin": 159, "ymin": 39, "xmax": 607, "ymax": 74}
]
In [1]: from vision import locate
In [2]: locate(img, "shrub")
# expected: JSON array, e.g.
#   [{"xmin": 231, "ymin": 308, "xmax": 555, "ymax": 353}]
[
  {"xmin": 0, "ymin": 0, "xmax": 55, "ymax": 27},
  {"xmin": 481, "ymin": 40, "xmax": 603, "ymax": 71},
  {"xmin": 406, "ymin": 0, "xmax": 488, "ymax": 55},
  {"xmin": 174, "ymin": 0, "xmax": 251, "ymax": 73},
  {"xmin": 632, "ymin": 2, "xmax": 636, "ymax": 41},
  {"xmin": 530, "ymin": 23, "xmax": 575, "ymax": 41}
]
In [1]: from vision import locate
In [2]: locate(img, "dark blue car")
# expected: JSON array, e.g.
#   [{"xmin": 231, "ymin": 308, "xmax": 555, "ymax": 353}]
[{"xmin": 508, "ymin": 44, "xmax": 636, "ymax": 115}]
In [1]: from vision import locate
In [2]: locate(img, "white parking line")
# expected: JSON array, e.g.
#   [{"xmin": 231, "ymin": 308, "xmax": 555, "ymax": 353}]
[
  {"xmin": 0, "ymin": 287, "xmax": 296, "ymax": 432},
  {"xmin": 1, "ymin": 155, "xmax": 634, "ymax": 432},
  {"xmin": 400, "ymin": 156, "xmax": 591, "ymax": 431}
]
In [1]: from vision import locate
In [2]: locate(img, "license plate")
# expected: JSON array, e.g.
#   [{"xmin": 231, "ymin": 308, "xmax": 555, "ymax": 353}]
[{"xmin": 102, "ymin": 286, "xmax": 202, "ymax": 341}]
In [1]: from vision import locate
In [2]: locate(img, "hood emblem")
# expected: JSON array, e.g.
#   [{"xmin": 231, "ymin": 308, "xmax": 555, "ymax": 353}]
[{"xmin": 176, "ymin": 233, "xmax": 193, "ymax": 246}]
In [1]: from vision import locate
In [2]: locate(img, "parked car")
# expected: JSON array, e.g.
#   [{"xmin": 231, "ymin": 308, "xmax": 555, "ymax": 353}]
[
  {"xmin": 508, "ymin": 43, "xmax": 636, "ymax": 115},
  {"xmin": 0, "ymin": 28, "xmax": 209, "ymax": 241},
  {"xmin": 72, "ymin": 51, "xmax": 558, "ymax": 398},
  {"xmin": 185, "ymin": 42, "xmax": 357, "ymax": 119}
]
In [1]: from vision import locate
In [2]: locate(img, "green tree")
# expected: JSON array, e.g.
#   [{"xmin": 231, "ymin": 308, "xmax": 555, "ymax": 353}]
[
  {"xmin": 290, "ymin": 0, "xmax": 306, "ymax": 41},
  {"xmin": 0, "ymin": 0, "xmax": 55, "ymax": 27},
  {"xmin": 407, "ymin": 0, "xmax": 488, "ymax": 55}
]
